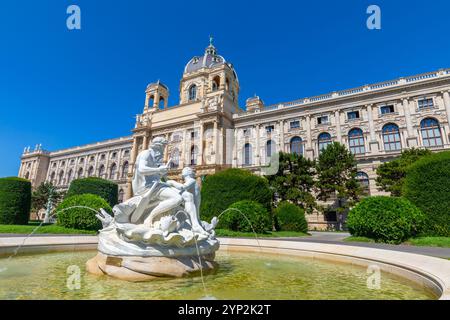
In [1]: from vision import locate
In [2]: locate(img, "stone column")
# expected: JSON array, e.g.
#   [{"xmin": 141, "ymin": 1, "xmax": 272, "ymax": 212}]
[
  {"xmin": 233, "ymin": 128, "xmax": 238, "ymax": 167},
  {"xmin": 181, "ymin": 129, "xmax": 188, "ymax": 167},
  {"xmin": 255, "ymin": 124, "xmax": 261, "ymax": 166},
  {"xmin": 402, "ymin": 97, "xmax": 417, "ymax": 147},
  {"xmin": 143, "ymin": 133, "xmax": 149, "ymax": 151},
  {"xmin": 366, "ymin": 104, "xmax": 379, "ymax": 153},
  {"xmin": 164, "ymin": 133, "xmax": 170, "ymax": 162},
  {"xmin": 213, "ymin": 120, "xmax": 219, "ymax": 164},
  {"xmin": 125, "ymin": 137, "xmax": 139, "ymax": 199},
  {"xmin": 278, "ymin": 120, "xmax": 285, "ymax": 152},
  {"xmin": 305, "ymin": 115, "xmax": 314, "ymax": 159},
  {"xmin": 443, "ymin": 91, "xmax": 450, "ymax": 126},
  {"xmin": 199, "ymin": 122, "xmax": 204, "ymax": 166},
  {"xmin": 335, "ymin": 110, "xmax": 342, "ymax": 143}
]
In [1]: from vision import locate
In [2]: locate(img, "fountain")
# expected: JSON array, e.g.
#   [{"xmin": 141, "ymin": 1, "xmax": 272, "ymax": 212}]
[{"xmin": 86, "ymin": 137, "xmax": 219, "ymax": 281}]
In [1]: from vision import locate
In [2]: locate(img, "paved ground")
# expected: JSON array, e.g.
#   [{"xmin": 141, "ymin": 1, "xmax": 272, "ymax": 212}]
[{"xmin": 1, "ymin": 231, "xmax": 449, "ymax": 259}]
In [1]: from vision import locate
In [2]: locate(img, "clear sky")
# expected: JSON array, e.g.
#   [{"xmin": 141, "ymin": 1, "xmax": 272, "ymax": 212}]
[{"xmin": 0, "ymin": 0, "xmax": 449, "ymax": 177}]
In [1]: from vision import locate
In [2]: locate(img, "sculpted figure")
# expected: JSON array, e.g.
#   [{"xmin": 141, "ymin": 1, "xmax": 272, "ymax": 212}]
[{"xmin": 166, "ymin": 167, "xmax": 208, "ymax": 235}]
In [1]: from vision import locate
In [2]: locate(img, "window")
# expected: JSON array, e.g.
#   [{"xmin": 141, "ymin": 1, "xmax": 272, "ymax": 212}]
[
  {"xmin": 122, "ymin": 162, "xmax": 129, "ymax": 178},
  {"xmin": 421, "ymin": 118, "xmax": 443, "ymax": 147},
  {"xmin": 100, "ymin": 154, "xmax": 106, "ymax": 161},
  {"xmin": 212, "ymin": 76, "xmax": 220, "ymax": 92},
  {"xmin": 70, "ymin": 159, "xmax": 75, "ymax": 165},
  {"xmin": 25, "ymin": 172, "xmax": 30, "ymax": 180},
  {"xmin": 418, "ymin": 98, "xmax": 434, "ymax": 110},
  {"xmin": 88, "ymin": 166, "xmax": 94, "ymax": 177},
  {"xmin": 356, "ymin": 172, "xmax": 370, "ymax": 195},
  {"xmin": 290, "ymin": 120, "xmax": 300, "ymax": 129},
  {"xmin": 382, "ymin": 124, "xmax": 401, "ymax": 151},
  {"xmin": 190, "ymin": 146, "xmax": 198, "ymax": 165},
  {"xmin": 190, "ymin": 131, "xmax": 198, "ymax": 140},
  {"xmin": 243, "ymin": 129, "xmax": 251, "ymax": 137},
  {"xmin": 290, "ymin": 136, "xmax": 303, "ymax": 156},
  {"xmin": 347, "ymin": 111, "xmax": 360, "ymax": 120},
  {"xmin": 317, "ymin": 116, "xmax": 329, "ymax": 125},
  {"xmin": 61, "ymin": 161, "xmax": 65, "ymax": 166},
  {"xmin": 110, "ymin": 163, "xmax": 117, "ymax": 179},
  {"xmin": 348, "ymin": 128, "xmax": 365, "ymax": 155},
  {"xmin": 90, "ymin": 156, "xmax": 95, "ymax": 162},
  {"xmin": 188, "ymin": 85, "xmax": 197, "ymax": 101},
  {"xmin": 380, "ymin": 105, "xmax": 395, "ymax": 115},
  {"xmin": 158, "ymin": 97, "xmax": 165, "ymax": 109},
  {"xmin": 118, "ymin": 189, "xmax": 125, "ymax": 203},
  {"xmin": 52, "ymin": 163, "xmax": 56, "ymax": 168},
  {"xmin": 171, "ymin": 148, "xmax": 180, "ymax": 168},
  {"xmin": 266, "ymin": 125, "xmax": 275, "ymax": 133},
  {"xmin": 124, "ymin": 150, "xmax": 130, "ymax": 157},
  {"xmin": 79, "ymin": 158, "xmax": 84, "ymax": 164},
  {"xmin": 318, "ymin": 132, "xmax": 332, "ymax": 153},
  {"xmin": 58, "ymin": 170, "xmax": 65, "ymax": 185},
  {"xmin": 148, "ymin": 95, "xmax": 154, "ymax": 108},
  {"xmin": 99, "ymin": 165, "xmax": 106, "ymax": 178},
  {"xmin": 50, "ymin": 172, "xmax": 56, "ymax": 184},
  {"xmin": 67, "ymin": 169, "xmax": 73, "ymax": 184},
  {"xmin": 77, "ymin": 168, "xmax": 83, "ymax": 179},
  {"xmin": 266, "ymin": 140, "xmax": 275, "ymax": 160},
  {"xmin": 243, "ymin": 143, "xmax": 252, "ymax": 166},
  {"xmin": 111, "ymin": 152, "xmax": 117, "ymax": 159}
]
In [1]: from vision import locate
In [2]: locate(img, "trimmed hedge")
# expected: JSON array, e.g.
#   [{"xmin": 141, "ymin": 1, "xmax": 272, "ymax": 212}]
[
  {"xmin": 66, "ymin": 177, "xmax": 118, "ymax": 207},
  {"xmin": 346, "ymin": 196, "xmax": 425, "ymax": 244},
  {"xmin": 220, "ymin": 200, "xmax": 272, "ymax": 233},
  {"xmin": 200, "ymin": 168, "xmax": 272, "ymax": 222},
  {"xmin": 56, "ymin": 194, "xmax": 111, "ymax": 231},
  {"xmin": 0, "ymin": 177, "xmax": 31, "ymax": 225},
  {"xmin": 274, "ymin": 202, "xmax": 308, "ymax": 233},
  {"xmin": 403, "ymin": 151, "xmax": 450, "ymax": 236}
]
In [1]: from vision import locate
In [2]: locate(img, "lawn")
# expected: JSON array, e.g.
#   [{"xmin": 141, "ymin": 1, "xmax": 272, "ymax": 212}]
[
  {"xmin": 344, "ymin": 235, "xmax": 450, "ymax": 248},
  {"xmin": 215, "ymin": 229, "xmax": 309, "ymax": 238},
  {"xmin": 0, "ymin": 224, "xmax": 96, "ymax": 235}
]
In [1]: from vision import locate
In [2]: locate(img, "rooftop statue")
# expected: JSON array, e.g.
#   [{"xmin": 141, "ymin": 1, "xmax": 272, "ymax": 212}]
[{"xmin": 86, "ymin": 137, "xmax": 219, "ymax": 281}]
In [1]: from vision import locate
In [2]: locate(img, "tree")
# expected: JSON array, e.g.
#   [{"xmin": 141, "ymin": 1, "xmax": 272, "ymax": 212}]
[
  {"xmin": 376, "ymin": 148, "xmax": 432, "ymax": 196},
  {"xmin": 267, "ymin": 152, "xmax": 316, "ymax": 214},
  {"xmin": 315, "ymin": 142, "xmax": 361, "ymax": 230},
  {"xmin": 31, "ymin": 182, "xmax": 65, "ymax": 222}
]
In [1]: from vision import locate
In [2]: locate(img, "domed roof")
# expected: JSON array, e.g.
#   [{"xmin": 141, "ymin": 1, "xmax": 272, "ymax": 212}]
[{"xmin": 184, "ymin": 38, "xmax": 238, "ymax": 76}]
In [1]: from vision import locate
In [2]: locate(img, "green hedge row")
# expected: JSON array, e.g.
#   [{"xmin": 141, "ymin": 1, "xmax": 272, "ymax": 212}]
[
  {"xmin": 274, "ymin": 201, "xmax": 308, "ymax": 233},
  {"xmin": 403, "ymin": 151, "xmax": 450, "ymax": 236},
  {"xmin": 220, "ymin": 200, "xmax": 272, "ymax": 233},
  {"xmin": 0, "ymin": 177, "xmax": 31, "ymax": 225},
  {"xmin": 66, "ymin": 177, "xmax": 118, "ymax": 207}
]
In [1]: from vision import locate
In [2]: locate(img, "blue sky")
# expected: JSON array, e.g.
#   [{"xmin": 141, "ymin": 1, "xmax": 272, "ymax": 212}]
[{"xmin": 0, "ymin": 0, "xmax": 449, "ymax": 177}]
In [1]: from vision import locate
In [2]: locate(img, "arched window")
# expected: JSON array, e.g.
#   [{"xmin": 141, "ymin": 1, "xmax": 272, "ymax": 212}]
[
  {"xmin": 25, "ymin": 172, "xmax": 30, "ymax": 180},
  {"xmin": 58, "ymin": 170, "xmax": 65, "ymax": 185},
  {"xmin": 421, "ymin": 118, "xmax": 443, "ymax": 147},
  {"xmin": 225, "ymin": 78, "xmax": 230, "ymax": 92},
  {"xmin": 266, "ymin": 140, "xmax": 276, "ymax": 160},
  {"xmin": 67, "ymin": 169, "xmax": 73, "ymax": 184},
  {"xmin": 98, "ymin": 165, "xmax": 105, "ymax": 178},
  {"xmin": 188, "ymin": 85, "xmax": 197, "ymax": 101},
  {"xmin": 158, "ymin": 97, "xmax": 165, "ymax": 109},
  {"xmin": 212, "ymin": 76, "xmax": 220, "ymax": 92},
  {"xmin": 118, "ymin": 189, "xmax": 124, "ymax": 203},
  {"xmin": 122, "ymin": 162, "xmax": 129, "ymax": 178},
  {"xmin": 243, "ymin": 143, "xmax": 252, "ymax": 166},
  {"xmin": 356, "ymin": 172, "xmax": 370, "ymax": 195},
  {"xmin": 190, "ymin": 146, "xmax": 198, "ymax": 165},
  {"xmin": 110, "ymin": 163, "xmax": 117, "ymax": 179},
  {"xmin": 290, "ymin": 136, "xmax": 303, "ymax": 156},
  {"xmin": 88, "ymin": 166, "xmax": 94, "ymax": 177},
  {"xmin": 318, "ymin": 132, "xmax": 332, "ymax": 153},
  {"xmin": 348, "ymin": 128, "xmax": 365, "ymax": 155},
  {"xmin": 382, "ymin": 124, "xmax": 401, "ymax": 151},
  {"xmin": 148, "ymin": 95, "xmax": 154, "ymax": 108},
  {"xmin": 77, "ymin": 168, "xmax": 83, "ymax": 179},
  {"xmin": 171, "ymin": 148, "xmax": 180, "ymax": 168}
]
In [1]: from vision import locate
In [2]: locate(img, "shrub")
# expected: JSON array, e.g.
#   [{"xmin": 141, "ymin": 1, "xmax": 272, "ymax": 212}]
[
  {"xmin": 200, "ymin": 168, "xmax": 272, "ymax": 222},
  {"xmin": 274, "ymin": 202, "xmax": 308, "ymax": 232},
  {"xmin": 403, "ymin": 151, "xmax": 450, "ymax": 236},
  {"xmin": 0, "ymin": 177, "xmax": 31, "ymax": 225},
  {"xmin": 66, "ymin": 177, "xmax": 118, "ymax": 207},
  {"xmin": 346, "ymin": 196, "xmax": 425, "ymax": 244},
  {"xmin": 56, "ymin": 194, "xmax": 111, "ymax": 231},
  {"xmin": 219, "ymin": 200, "xmax": 271, "ymax": 233}
]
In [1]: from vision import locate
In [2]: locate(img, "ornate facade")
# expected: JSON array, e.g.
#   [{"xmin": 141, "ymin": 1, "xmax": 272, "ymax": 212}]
[{"xmin": 18, "ymin": 41, "xmax": 450, "ymax": 227}]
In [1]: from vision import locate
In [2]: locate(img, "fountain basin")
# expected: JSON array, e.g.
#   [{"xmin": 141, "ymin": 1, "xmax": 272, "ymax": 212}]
[{"xmin": 1, "ymin": 236, "xmax": 449, "ymax": 299}]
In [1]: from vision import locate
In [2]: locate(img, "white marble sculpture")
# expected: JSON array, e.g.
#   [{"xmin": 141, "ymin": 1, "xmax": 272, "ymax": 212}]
[{"xmin": 87, "ymin": 137, "xmax": 219, "ymax": 281}]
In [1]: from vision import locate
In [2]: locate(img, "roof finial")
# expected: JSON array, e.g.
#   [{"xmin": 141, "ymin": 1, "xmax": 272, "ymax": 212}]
[{"xmin": 209, "ymin": 34, "xmax": 214, "ymax": 46}]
